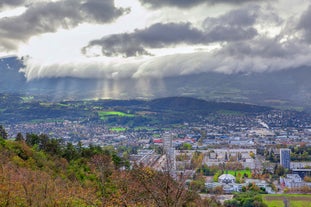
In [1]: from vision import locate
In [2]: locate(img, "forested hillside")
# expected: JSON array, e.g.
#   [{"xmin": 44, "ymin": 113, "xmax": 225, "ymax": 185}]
[
  {"xmin": 0, "ymin": 132, "xmax": 211, "ymax": 207},
  {"xmin": 0, "ymin": 94, "xmax": 274, "ymax": 126}
]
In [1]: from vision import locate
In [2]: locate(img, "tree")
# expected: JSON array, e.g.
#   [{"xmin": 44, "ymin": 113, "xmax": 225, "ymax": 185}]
[
  {"xmin": 224, "ymin": 199, "xmax": 239, "ymax": 207},
  {"xmin": 228, "ymin": 191, "xmax": 267, "ymax": 207},
  {"xmin": 214, "ymin": 170, "xmax": 222, "ymax": 182},
  {"xmin": 213, "ymin": 186, "xmax": 224, "ymax": 195},
  {"xmin": 25, "ymin": 133, "xmax": 40, "ymax": 146},
  {"xmin": 203, "ymin": 196, "xmax": 222, "ymax": 207},
  {"xmin": 304, "ymin": 176, "xmax": 311, "ymax": 182},
  {"xmin": 90, "ymin": 154, "xmax": 114, "ymax": 201},
  {"xmin": 189, "ymin": 174, "xmax": 206, "ymax": 192},
  {"xmin": 249, "ymin": 151, "xmax": 255, "ymax": 159},
  {"xmin": 191, "ymin": 151, "xmax": 204, "ymax": 169},
  {"xmin": 63, "ymin": 142, "xmax": 79, "ymax": 161},
  {"xmin": 275, "ymin": 165, "xmax": 285, "ymax": 176},
  {"xmin": 38, "ymin": 134, "xmax": 50, "ymax": 151},
  {"xmin": 0, "ymin": 134, "xmax": 205, "ymax": 206},
  {"xmin": 0, "ymin": 125, "xmax": 8, "ymax": 139},
  {"xmin": 44, "ymin": 138, "xmax": 62, "ymax": 156},
  {"xmin": 128, "ymin": 162, "xmax": 199, "ymax": 207},
  {"xmin": 15, "ymin": 133, "xmax": 24, "ymax": 142},
  {"xmin": 180, "ymin": 143, "xmax": 192, "ymax": 150}
]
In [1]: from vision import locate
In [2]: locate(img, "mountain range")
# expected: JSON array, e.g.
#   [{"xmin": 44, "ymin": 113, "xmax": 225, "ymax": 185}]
[{"xmin": 1, "ymin": 56, "xmax": 311, "ymax": 110}]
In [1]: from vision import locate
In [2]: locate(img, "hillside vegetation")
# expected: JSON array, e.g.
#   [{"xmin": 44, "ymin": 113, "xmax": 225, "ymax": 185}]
[
  {"xmin": 0, "ymin": 94, "xmax": 274, "ymax": 127},
  {"xmin": 0, "ymin": 133, "xmax": 207, "ymax": 207}
]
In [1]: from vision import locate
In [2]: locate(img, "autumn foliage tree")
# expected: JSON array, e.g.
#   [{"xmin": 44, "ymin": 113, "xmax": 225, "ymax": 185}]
[
  {"xmin": 0, "ymin": 133, "xmax": 204, "ymax": 207},
  {"xmin": 127, "ymin": 164, "xmax": 200, "ymax": 207}
]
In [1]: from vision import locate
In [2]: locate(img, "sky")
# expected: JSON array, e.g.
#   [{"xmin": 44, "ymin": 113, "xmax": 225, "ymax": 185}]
[{"xmin": 0, "ymin": 0, "xmax": 311, "ymax": 82}]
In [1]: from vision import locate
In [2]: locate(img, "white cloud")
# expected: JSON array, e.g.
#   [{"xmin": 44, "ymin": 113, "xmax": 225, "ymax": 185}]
[{"xmin": 0, "ymin": 0, "xmax": 309, "ymax": 83}]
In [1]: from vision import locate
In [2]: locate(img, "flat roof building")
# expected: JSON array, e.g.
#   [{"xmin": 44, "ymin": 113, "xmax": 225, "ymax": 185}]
[{"xmin": 280, "ymin": 148, "xmax": 291, "ymax": 169}]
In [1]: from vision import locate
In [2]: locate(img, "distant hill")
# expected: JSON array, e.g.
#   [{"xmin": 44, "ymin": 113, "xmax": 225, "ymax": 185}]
[
  {"xmin": 148, "ymin": 97, "xmax": 271, "ymax": 114},
  {"xmin": 1, "ymin": 56, "xmax": 311, "ymax": 109},
  {"xmin": 0, "ymin": 94, "xmax": 275, "ymax": 126}
]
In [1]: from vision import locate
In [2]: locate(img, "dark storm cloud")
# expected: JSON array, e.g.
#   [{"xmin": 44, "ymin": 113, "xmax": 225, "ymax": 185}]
[
  {"xmin": 0, "ymin": 0, "xmax": 127, "ymax": 50},
  {"xmin": 83, "ymin": 23, "xmax": 205, "ymax": 57},
  {"xmin": 84, "ymin": 33, "xmax": 152, "ymax": 57},
  {"xmin": 83, "ymin": 21, "xmax": 258, "ymax": 57},
  {"xmin": 133, "ymin": 23, "xmax": 204, "ymax": 46},
  {"xmin": 297, "ymin": 5, "xmax": 311, "ymax": 43},
  {"xmin": 139, "ymin": 0, "xmax": 264, "ymax": 8}
]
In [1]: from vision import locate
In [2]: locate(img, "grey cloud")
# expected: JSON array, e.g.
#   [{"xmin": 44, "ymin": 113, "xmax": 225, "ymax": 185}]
[
  {"xmin": 134, "ymin": 23, "xmax": 204, "ymax": 46},
  {"xmin": 83, "ymin": 5, "xmax": 267, "ymax": 58},
  {"xmin": 132, "ymin": 38, "xmax": 311, "ymax": 78},
  {"xmin": 84, "ymin": 21, "xmax": 257, "ymax": 57},
  {"xmin": 297, "ymin": 5, "xmax": 311, "ymax": 43},
  {"xmin": 139, "ymin": 0, "xmax": 264, "ymax": 9},
  {"xmin": 23, "ymin": 36, "xmax": 311, "ymax": 82},
  {"xmin": 0, "ymin": 0, "xmax": 127, "ymax": 50},
  {"xmin": 0, "ymin": 0, "xmax": 26, "ymax": 10},
  {"xmin": 84, "ymin": 33, "xmax": 152, "ymax": 57},
  {"xmin": 83, "ymin": 23, "xmax": 205, "ymax": 57},
  {"xmin": 203, "ymin": 5, "xmax": 259, "ymax": 27},
  {"xmin": 203, "ymin": 5, "xmax": 259, "ymax": 41},
  {"xmin": 214, "ymin": 5, "xmax": 306, "ymax": 59},
  {"xmin": 80, "ymin": 0, "xmax": 127, "ymax": 24},
  {"xmin": 129, "ymin": 25, "xmax": 311, "ymax": 78},
  {"xmin": 220, "ymin": 37, "xmax": 307, "ymax": 59},
  {"xmin": 139, "ymin": 0, "xmax": 205, "ymax": 8},
  {"xmin": 22, "ymin": 13, "xmax": 311, "ymax": 81},
  {"xmin": 205, "ymin": 26, "xmax": 258, "ymax": 42},
  {"xmin": 19, "ymin": 1, "xmax": 311, "ymax": 83}
]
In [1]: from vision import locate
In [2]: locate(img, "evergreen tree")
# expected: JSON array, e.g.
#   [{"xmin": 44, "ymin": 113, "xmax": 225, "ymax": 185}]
[
  {"xmin": 0, "ymin": 125, "xmax": 8, "ymax": 139},
  {"xmin": 26, "ymin": 133, "xmax": 40, "ymax": 146},
  {"xmin": 63, "ymin": 142, "xmax": 79, "ymax": 161},
  {"xmin": 15, "ymin": 132, "xmax": 24, "ymax": 142}
]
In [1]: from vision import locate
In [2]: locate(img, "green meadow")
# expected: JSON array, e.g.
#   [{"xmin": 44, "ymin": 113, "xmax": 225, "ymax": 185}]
[
  {"xmin": 263, "ymin": 194, "xmax": 311, "ymax": 207},
  {"xmin": 227, "ymin": 169, "xmax": 252, "ymax": 178},
  {"xmin": 109, "ymin": 127, "xmax": 127, "ymax": 132},
  {"xmin": 98, "ymin": 111, "xmax": 134, "ymax": 120}
]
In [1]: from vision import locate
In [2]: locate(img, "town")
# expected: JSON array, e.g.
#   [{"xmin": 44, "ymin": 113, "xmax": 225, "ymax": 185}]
[{"xmin": 3, "ymin": 100, "xmax": 311, "ymax": 205}]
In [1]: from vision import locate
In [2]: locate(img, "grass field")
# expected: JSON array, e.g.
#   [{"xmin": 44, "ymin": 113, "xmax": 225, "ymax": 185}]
[
  {"xmin": 263, "ymin": 194, "xmax": 311, "ymax": 207},
  {"xmin": 57, "ymin": 103, "xmax": 71, "ymax": 107},
  {"xmin": 30, "ymin": 119, "xmax": 64, "ymax": 124},
  {"xmin": 21, "ymin": 96, "xmax": 34, "ymax": 102},
  {"xmin": 110, "ymin": 127, "xmax": 127, "ymax": 132},
  {"xmin": 98, "ymin": 111, "xmax": 134, "ymax": 120},
  {"xmin": 227, "ymin": 169, "xmax": 252, "ymax": 178},
  {"xmin": 134, "ymin": 126, "xmax": 157, "ymax": 131}
]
